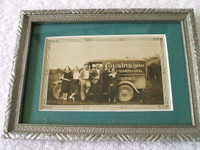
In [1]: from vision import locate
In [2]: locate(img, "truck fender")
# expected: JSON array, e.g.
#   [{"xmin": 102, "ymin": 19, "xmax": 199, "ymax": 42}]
[
  {"xmin": 117, "ymin": 81, "xmax": 140, "ymax": 94},
  {"xmin": 54, "ymin": 79, "xmax": 62, "ymax": 85}
]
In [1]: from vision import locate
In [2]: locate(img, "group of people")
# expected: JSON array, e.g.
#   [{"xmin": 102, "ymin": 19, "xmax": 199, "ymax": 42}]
[{"xmin": 60, "ymin": 63, "xmax": 119, "ymax": 103}]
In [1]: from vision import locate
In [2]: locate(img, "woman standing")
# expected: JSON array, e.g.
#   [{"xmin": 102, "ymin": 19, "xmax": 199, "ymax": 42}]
[
  {"xmin": 69, "ymin": 66, "xmax": 80, "ymax": 102},
  {"xmin": 61, "ymin": 66, "xmax": 73, "ymax": 100},
  {"xmin": 108, "ymin": 67, "xmax": 119, "ymax": 103}
]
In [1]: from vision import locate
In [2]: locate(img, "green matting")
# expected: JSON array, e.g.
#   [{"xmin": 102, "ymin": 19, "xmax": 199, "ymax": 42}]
[{"xmin": 21, "ymin": 22, "xmax": 192, "ymax": 125}]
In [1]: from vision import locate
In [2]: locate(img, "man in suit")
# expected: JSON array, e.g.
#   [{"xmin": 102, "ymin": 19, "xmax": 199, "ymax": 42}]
[
  {"xmin": 79, "ymin": 64, "xmax": 91, "ymax": 101},
  {"xmin": 90, "ymin": 64, "xmax": 104, "ymax": 102}
]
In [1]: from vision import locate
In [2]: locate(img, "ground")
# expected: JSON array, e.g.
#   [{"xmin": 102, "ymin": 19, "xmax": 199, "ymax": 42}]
[{"xmin": 46, "ymin": 73, "xmax": 164, "ymax": 105}]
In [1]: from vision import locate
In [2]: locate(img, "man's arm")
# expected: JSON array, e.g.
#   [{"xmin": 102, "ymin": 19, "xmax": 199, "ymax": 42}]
[
  {"xmin": 79, "ymin": 70, "xmax": 84, "ymax": 82},
  {"xmin": 113, "ymin": 73, "xmax": 119, "ymax": 85}
]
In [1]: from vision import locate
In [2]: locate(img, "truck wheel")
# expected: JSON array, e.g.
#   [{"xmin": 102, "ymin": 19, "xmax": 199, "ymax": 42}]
[
  {"xmin": 53, "ymin": 85, "xmax": 61, "ymax": 99},
  {"xmin": 118, "ymin": 84, "xmax": 134, "ymax": 102}
]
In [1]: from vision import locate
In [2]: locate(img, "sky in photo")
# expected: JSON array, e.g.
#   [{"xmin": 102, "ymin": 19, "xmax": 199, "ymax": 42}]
[{"xmin": 48, "ymin": 35, "xmax": 164, "ymax": 69}]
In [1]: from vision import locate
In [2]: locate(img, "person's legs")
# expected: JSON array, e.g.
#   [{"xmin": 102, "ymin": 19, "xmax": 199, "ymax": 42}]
[
  {"xmin": 111, "ymin": 86, "xmax": 115, "ymax": 102},
  {"xmin": 61, "ymin": 82, "xmax": 66, "ymax": 100},
  {"xmin": 69, "ymin": 93, "xmax": 75, "ymax": 99},
  {"xmin": 93, "ymin": 82, "xmax": 100, "ymax": 102},
  {"xmin": 70, "ymin": 80, "xmax": 79, "ymax": 101},
  {"xmin": 80, "ymin": 80, "xmax": 86, "ymax": 101},
  {"xmin": 113, "ymin": 85, "xmax": 117, "ymax": 103},
  {"xmin": 85, "ymin": 80, "xmax": 91, "ymax": 94},
  {"xmin": 69, "ymin": 81, "xmax": 74, "ymax": 99},
  {"xmin": 108, "ymin": 86, "xmax": 111, "ymax": 102},
  {"xmin": 98, "ymin": 82, "xmax": 103, "ymax": 102},
  {"xmin": 65, "ymin": 82, "xmax": 71, "ymax": 101},
  {"xmin": 66, "ymin": 93, "xmax": 68, "ymax": 100},
  {"xmin": 63, "ymin": 93, "xmax": 68, "ymax": 100},
  {"xmin": 62, "ymin": 93, "xmax": 65, "ymax": 100}
]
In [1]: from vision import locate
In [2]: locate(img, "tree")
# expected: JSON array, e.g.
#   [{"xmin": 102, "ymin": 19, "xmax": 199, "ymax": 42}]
[{"xmin": 144, "ymin": 54, "xmax": 161, "ymax": 80}]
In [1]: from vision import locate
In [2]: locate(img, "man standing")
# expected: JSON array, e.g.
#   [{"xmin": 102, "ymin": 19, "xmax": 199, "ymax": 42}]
[
  {"xmin": 91, "ymin": 64, "xmax": 103, "ymax": 102},
  {"xmin": 79, "ymin": 64, "xmax": 91, "ymax": 101}
]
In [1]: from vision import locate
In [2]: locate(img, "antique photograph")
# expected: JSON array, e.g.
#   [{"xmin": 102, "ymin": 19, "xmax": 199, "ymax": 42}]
[{"xmin": 39, "ymin": 35, "xmax": 173, "ymax": 111}]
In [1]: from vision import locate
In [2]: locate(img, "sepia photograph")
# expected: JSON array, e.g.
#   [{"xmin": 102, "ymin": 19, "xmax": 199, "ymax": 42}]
[{"xmin": 39, "ymin": 35, "xmax": 173, "ymax": 111}]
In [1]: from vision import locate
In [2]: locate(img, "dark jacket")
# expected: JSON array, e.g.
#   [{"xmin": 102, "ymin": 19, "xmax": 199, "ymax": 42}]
[
  {"xmin": 108, "ymin": 72, "xmax": 119, "ymax": 86},
  {"xmin": 91, "ymin": 68, "xmax": 104, "ymax": 84}
]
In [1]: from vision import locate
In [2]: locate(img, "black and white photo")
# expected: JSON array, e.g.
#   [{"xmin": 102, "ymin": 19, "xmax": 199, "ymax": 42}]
[{"xmin": 40, "ymin": 35, "xmax": 173, "ymax": 111}]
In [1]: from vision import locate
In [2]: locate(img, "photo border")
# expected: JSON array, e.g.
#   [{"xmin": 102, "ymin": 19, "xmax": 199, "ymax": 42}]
[{"xmin": 39, "ymin": 34, "xmax": 173, "ymax": 112}]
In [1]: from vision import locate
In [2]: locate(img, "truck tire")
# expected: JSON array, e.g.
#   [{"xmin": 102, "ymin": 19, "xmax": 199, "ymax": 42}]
[
  {"xmin": 53, "ymin": 84, "xmax": 61, "ymax": 99},
  {"xmin": 118, "ymin": 84, "xmax": 134, "ymax": 102}
]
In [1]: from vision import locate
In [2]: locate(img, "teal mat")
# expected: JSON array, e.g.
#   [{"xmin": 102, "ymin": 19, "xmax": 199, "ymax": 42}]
[{"xmin": 21, "ymin": 22, "xmax": 192, "ymax": 125}]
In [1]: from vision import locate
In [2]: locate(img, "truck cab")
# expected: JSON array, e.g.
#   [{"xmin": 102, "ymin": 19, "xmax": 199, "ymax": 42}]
[{"xmin": 87, "ymin": 59, "xmax": 147, "ymax": 102}]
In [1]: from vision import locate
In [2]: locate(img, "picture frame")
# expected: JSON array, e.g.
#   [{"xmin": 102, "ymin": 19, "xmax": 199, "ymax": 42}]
[{"xmin": 2, "ymin": 8, "xmax": 200, "ymax": 141}]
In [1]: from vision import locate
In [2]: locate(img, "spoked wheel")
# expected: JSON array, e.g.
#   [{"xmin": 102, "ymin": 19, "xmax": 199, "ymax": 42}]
[
  {"xmin": 53, "ymin": 84, "xmax": 61, "ymax": 99},
  {"xmin": 118, "ymin": 84, "xmax": 134, "ymax": 102}
]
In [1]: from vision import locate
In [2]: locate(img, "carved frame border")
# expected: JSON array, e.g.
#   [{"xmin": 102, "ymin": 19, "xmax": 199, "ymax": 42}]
[{"xmin": 2, "ymin": 9, "xmax": 200, "ymax": 141}]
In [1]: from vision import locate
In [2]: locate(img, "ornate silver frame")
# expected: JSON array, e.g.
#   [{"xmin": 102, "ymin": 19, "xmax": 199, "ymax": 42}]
[{"xmin": 2, "ymin": 9, "xmax": 200, "ymax": 141}]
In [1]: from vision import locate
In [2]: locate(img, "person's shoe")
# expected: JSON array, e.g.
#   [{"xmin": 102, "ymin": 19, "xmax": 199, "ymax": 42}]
[
  {"xmin": 113, "ymin": 98, "xmax": 116, "ymax": 103},
  {"xmin": 108, "ymin": 98, "xmax": 111, "ymax": 102},
  {"xmin": 72, "ymin": 97, "xmax": 75, "ymax": 102},
  {"xmin": 69, "ymin": 95, "xmax": 72, "ymax": 100},
  {"xmin": 63, "ymin": 97, "xmax": 67, "ymax": 101}
]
